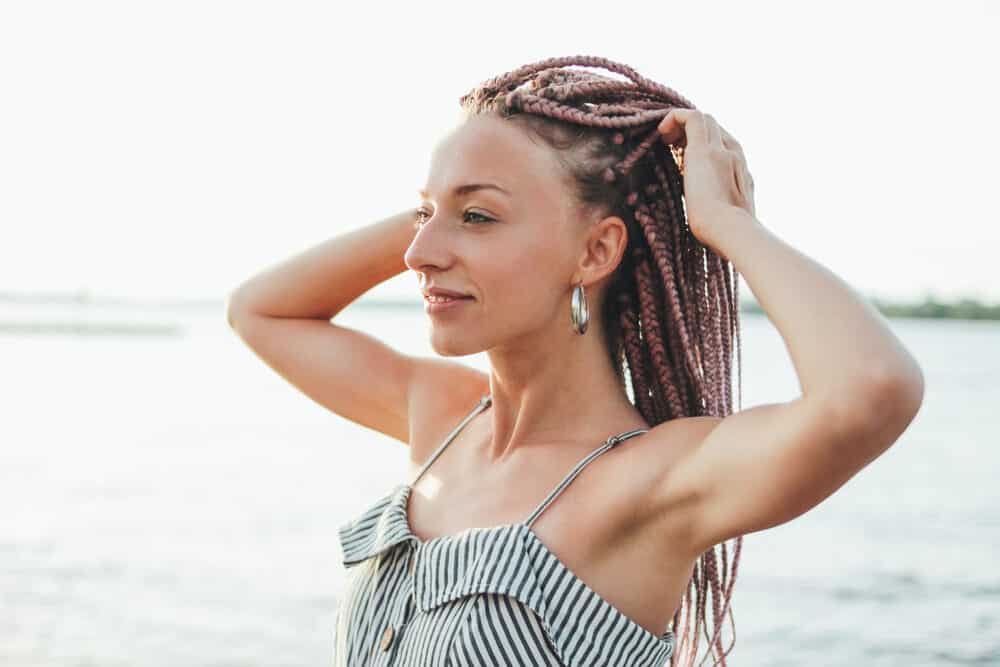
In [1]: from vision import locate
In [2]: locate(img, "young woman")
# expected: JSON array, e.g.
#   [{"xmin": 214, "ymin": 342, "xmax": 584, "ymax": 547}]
[{"xmin": 227, "ymin": 56, "xmax": 923, "ymax": 666}]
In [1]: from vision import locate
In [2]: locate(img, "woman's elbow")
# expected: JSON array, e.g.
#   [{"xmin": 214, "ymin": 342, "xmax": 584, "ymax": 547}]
[{"xmin": 857, "ymin": 362, "xmax": 925, "ymax": 435}]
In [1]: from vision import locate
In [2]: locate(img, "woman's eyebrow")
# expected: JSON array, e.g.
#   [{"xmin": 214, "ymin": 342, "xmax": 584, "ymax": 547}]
[{"xmin": 418, "ymin": 183, "xmax": 511, "ymax": 199}]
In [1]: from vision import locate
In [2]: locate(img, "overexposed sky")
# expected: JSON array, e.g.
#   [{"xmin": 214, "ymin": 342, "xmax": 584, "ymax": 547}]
[{"xmin": 1, "ymin": 0, "xmax": 996, "ymax": 304}]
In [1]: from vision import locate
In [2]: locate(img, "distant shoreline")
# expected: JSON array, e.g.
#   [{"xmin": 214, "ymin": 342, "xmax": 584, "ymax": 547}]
[
  {"xmin": 741, "ymin": 296, "xmax": 1000, "ymax": 321},
  {"xmin": 1, "ymin": 290, "xmax": 998, "ymax": 321}
]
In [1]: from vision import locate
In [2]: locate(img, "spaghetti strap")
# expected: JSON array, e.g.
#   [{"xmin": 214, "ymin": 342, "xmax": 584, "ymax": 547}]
[
  {"xmin": 524, "ymin": 426, "xmax": 649, "ymax": 528},
  {"xmin": 409, "ymin": 393, "xmax": 492, "ymax": 486}
]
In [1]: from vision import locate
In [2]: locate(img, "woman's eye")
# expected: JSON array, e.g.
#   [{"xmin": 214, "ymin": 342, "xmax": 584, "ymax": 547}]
[
  {"xmin": 464, "ymin": 211, "xmax": 494, "ymax": 224},
  {"xmin": 413, "ymin": 209, "xmax": 494, "ymax": 228}
]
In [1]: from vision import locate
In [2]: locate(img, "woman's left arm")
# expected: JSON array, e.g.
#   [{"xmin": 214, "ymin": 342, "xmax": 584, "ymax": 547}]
[
  {"xmin": 648, "ymin": 210, "xmax": 925, "ymax": 553},
  {"xmin": 646, "ymin": 110, "xmax": 924, "ymax": 553},
  {"xmin": 657, "ymin": 108, "xmax": 924, "ymax": 419},
  {"xmin": 707, "ymin": 207, "xmax": 924, "ymax": 423}
]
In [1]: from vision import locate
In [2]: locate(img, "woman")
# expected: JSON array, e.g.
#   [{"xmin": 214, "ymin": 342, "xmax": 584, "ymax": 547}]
[{"xmin": 227, "ymin": 56, "xmax": 924, "ymax": 666}]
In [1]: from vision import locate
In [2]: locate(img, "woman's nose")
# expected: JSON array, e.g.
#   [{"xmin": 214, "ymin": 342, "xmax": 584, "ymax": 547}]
[{"xmin": 404, "ymin": 216, "xmax": 450, "ymax": 273}]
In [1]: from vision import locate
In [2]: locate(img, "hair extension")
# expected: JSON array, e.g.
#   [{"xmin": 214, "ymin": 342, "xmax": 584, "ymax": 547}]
[{"xmin": 459, "ymin": 55, "xmax": 744, "ymax": 667}]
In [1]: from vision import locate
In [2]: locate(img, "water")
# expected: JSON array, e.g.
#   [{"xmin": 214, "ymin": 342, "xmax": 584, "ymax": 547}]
[{"xmin": 1, "ymin": 302, "xmax": 997, "ymax": 666}]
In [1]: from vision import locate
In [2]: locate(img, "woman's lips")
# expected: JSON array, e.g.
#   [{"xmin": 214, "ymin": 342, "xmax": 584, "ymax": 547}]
[{"xmin": 424, "ymin": 295, "xmax": 473, "ymax": 314}]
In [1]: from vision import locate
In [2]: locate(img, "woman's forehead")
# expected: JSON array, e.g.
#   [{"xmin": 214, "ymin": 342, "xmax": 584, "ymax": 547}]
[{"xmin": 426, "ymin": 118, "xmax": 560, "ymax": 196}]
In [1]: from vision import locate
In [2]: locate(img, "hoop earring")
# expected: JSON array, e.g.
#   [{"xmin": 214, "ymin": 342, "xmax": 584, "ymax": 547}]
[{"xmin": 571, "ymin": 281, "xmax": 589, "ymax": 335}]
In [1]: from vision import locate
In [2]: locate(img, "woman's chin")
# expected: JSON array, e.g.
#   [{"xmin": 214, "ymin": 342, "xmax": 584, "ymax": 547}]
[{"xmin": 429, "ymin": 331, "xmax": 481, "ymax": 358}]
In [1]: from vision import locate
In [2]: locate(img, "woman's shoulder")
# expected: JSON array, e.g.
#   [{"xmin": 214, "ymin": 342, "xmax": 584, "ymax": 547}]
[
  {"xmin": 608, "ymin": 414, "xmax": 723, "ymax": 545},
  {"xmin": 621, "ymin": 414, "xmax": 722, "ymax": 477}
]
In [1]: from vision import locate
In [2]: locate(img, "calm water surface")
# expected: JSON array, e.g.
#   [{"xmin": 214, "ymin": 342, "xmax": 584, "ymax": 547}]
[{"xmin": 1, "ymin": 303, "xmax": 997, "ymax": 666}]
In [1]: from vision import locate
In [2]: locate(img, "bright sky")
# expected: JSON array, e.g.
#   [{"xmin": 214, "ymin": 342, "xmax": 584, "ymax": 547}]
[{"xmin": 1, "ymin": 1, "xmax": 996, "ymax": 304}]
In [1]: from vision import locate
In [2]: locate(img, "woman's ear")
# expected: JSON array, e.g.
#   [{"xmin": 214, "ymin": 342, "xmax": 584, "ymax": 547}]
[{"xmin": 579, "ymin": 215, "xmax": 628, "ymax": 281}]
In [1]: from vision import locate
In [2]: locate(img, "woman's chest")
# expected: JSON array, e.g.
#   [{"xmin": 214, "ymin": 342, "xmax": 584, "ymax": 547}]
[{"xmin": 405, "ymin": 443, "xmax": 689, "ymax": 641}]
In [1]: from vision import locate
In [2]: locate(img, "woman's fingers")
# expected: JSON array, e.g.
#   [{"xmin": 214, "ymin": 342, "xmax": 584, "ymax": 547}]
[
  {"xmin": 658, "ymin": 108, "xmax": 706, "ymax": 148},
  {"xmin": 659, "ymin": 109, "xmax": 735, "ymax": 152},
  {"xmin": 718, "ymin": 124, "xmax": 745, "ymax": 160},
  {"xmin": 713, "ymin": 121, "xmax": 752, "ymax": 190},
  {"xmin": 657, "ymin": 107, "xmax": 757, "ymax": 220},
  {"xmin": 734, "ymin": 163, "xmax": 755, "ymax": 215},
  {"xmin": 703, "ymin": 113, "xmax": 724, "ymax": 147}
]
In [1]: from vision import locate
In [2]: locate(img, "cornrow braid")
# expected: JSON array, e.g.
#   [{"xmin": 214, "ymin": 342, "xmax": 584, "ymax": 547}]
[{"xmin": 459, "ymin": 56, "xmax": 744, "ymax": 667}]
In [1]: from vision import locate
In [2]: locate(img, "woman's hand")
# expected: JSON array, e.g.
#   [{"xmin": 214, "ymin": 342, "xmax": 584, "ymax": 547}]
[{"xmin": 657, "ymin": 109, "xmax": 757, "ymax": 253}]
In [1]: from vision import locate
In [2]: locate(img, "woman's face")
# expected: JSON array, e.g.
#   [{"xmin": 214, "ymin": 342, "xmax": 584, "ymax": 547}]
[{"xmin": 404, "ymin": 113, "xmax": 584, "ymax": 357}]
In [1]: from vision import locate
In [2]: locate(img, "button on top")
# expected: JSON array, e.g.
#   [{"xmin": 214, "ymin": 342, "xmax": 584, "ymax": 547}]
[{"xmin": 379, "ymin": 626, "xmax": 395, "ymax": 651}]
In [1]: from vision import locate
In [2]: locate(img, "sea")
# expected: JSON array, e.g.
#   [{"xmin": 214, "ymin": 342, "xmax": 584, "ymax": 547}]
[{"xmin": 1, "ymin": 300, "xmax": 997, "ymax": 666}]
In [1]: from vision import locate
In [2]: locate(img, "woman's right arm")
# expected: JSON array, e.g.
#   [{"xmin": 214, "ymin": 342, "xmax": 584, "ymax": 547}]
[
  {"xmin": 225, "ymin": 208, "xmax": 489, "ymax": 445},
  {"xmin": 228, "ymin": 208, "xmax": 415, "ymax": 321}
]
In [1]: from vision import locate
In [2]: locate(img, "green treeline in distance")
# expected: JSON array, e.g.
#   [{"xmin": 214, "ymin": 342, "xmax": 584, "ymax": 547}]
[{"xmin": 740, "ymin": 295, "xmax": 1000, "ymax": 320}]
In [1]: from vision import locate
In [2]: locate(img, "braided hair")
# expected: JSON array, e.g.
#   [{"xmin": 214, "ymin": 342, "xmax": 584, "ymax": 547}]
[{"xmin": 459, "ymin": 56, "xmax": 744, "ymax": 666}]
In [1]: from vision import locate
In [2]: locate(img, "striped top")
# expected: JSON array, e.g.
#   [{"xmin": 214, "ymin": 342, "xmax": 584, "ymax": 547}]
[{"xmin": 334, "ymin": 394, "xmax": 675, "ymax": 666}]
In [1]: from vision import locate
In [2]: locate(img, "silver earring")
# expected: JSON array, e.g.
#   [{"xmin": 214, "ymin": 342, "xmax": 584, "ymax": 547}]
[{"xmin": 571, "ymin": 281, "xmax": 589, "ymax": 335}]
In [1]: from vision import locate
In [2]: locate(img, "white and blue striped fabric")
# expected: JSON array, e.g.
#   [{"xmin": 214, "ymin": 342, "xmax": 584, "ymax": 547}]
[{"xmin": 334, "ymin": 394, "xmax": 675, "ymax": 666}]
